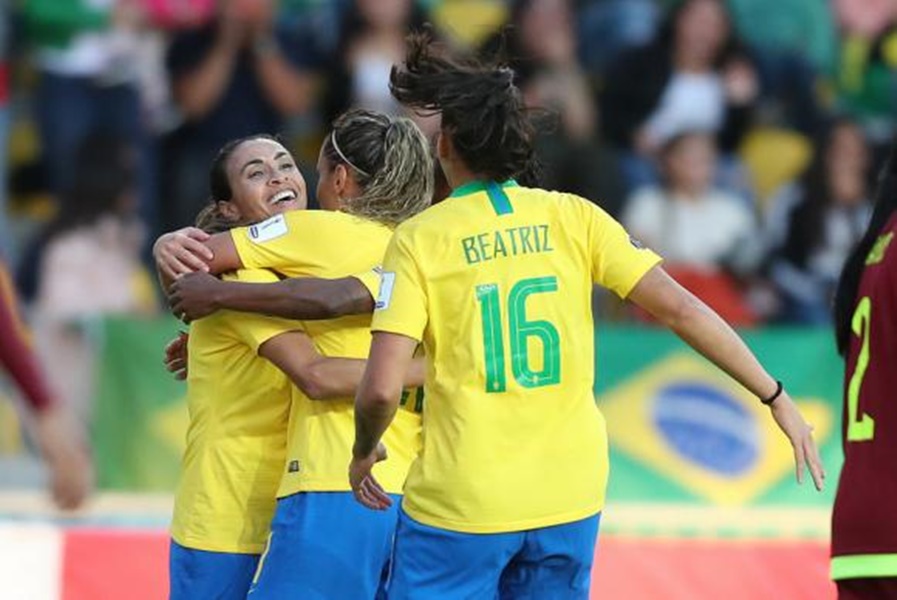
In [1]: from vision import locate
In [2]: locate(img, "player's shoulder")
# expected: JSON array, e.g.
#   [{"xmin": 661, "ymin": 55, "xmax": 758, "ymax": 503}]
[
  {"xmin": 510, "ymin": 185, "xmax": 600, "ymax": 211},
  {"xmin": 240, "ymin": 209, "xmax": 387, "ymax": 244},
  {"xmin": 392, "ymin": 198, "xmax": 454, "ymax": 241},
  {"xmin": 866, "ymin": 214, "xmax": 897, "ymax": 267}
]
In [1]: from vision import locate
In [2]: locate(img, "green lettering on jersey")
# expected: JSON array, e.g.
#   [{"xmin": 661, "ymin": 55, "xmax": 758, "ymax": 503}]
[
  {"xmin": 518, "ymin": 226, "xmax": 536, "ymax": 254},
  {"xmin": 505, "ymin": 228, "xmax": 520, "ymax": 254},
  {"xmin": 493, "ymin": 230, "xmax": 508, "ymax": 258},
  {"xmin": 477, "ymin": 233, "xmax": 493, "ymax": 262},
  {"xmin": 462, "ymin": 236, "xmax": 481, "ymax": 265},
  {"xmin": 539, "ymin": 225, "xmax": 554, "ymax": 252}
]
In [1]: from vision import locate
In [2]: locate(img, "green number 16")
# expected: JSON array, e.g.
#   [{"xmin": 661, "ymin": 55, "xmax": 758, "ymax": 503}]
[{"xmin": 475, "ymin": 276, "xmax": 561, "ymax": 393}]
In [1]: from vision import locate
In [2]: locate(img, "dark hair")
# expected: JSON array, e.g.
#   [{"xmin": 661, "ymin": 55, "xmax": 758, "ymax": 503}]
[
  {"xmin": 193, "ymin": 202, "xmax": 239, "ymax": 234},
  {"xmin": 781, "ymin": 119, "xmax": 868, "ymax": 270},
  {"xmin": 833, "ymin": 140, "xmax": 897, "ymax": 354},
  {"xmin": 321, "ymin": 108, "xmax": 433, "ymax": 227},
  {"xmin": 655, "ymin": 0, "xmax": 744, "ymax": 69},
  {"xmin": 44, "ymin": 133, "xmax": 135, "ymax": 237},
  {"xmin": 390, "ymin": 29, "xmax": 539, "ymax": 184},
  {"xmin": 208, "ymin": 133, "xmax": 280, "ymax": 202},
  {"xmin": 15, "ymin": 133, "xmax": 135, "ymax": 301},
  {"xmin": 322, "ymin": 1, "xmax": 429, "ymax": 123}
]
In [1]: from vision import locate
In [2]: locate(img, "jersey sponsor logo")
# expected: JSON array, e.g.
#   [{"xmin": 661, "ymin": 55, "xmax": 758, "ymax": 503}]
[
  {"xmin": 376, "ymin": 271, "xmax": 396, "ymax": 310},
  {"xmin": 248, "ymin": 214, "xmax": 288, "ymax": 243}
]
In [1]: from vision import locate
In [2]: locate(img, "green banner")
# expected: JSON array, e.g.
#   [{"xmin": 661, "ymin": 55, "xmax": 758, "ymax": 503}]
[
  {"xmin": 93, "ymin": 319, "xmax": 844, "ymax": 528},
  {"xmin": 93, "ymin": 317, "xmax": 187, "ymax": 490}
]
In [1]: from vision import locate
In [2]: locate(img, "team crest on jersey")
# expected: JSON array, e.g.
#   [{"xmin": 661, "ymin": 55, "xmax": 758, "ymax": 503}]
[{"xmin": 248, "ymin": 214, "xmax": 288, "ymax": 243}]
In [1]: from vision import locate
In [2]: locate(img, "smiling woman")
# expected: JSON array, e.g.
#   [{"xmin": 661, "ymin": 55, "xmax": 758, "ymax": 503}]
[{"xmin": 206, "ymin": 135, "xmax": 307, "ymax": 226}]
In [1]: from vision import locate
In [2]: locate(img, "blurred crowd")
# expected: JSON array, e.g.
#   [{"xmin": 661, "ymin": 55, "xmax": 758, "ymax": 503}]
[{"xmin": 0, "ymin": 0, "xmax": 895, "ymax": 335}]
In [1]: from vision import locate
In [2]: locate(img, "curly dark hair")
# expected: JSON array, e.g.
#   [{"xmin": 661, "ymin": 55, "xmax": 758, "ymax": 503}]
[{"xmin": 389, "ymin": 29, "xmax": 539, "ymax": 185}]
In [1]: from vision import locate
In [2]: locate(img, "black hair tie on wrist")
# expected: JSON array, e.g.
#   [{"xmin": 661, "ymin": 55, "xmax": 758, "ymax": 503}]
[{"xmin": 761, "ymin": 380, "xmax": 784, "ymax": 406}]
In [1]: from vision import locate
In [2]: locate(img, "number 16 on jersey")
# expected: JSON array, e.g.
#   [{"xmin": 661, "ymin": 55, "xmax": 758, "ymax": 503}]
[{"xmin": 475, "ymin": 276, "xmax": 561, "ymax": 393}]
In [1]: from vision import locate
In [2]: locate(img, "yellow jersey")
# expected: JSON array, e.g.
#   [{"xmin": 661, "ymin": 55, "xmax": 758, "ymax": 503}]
[
  {"xmin": 372, "ymin": 181, "xmax": 662, "ymax": 533},
  {"xmin": 171, "ymin": 269, "xmax": 301, "ymax": 554},
  {"xmin": 231, "ymin": 210, "xmax": 422, "ymax": 497}
]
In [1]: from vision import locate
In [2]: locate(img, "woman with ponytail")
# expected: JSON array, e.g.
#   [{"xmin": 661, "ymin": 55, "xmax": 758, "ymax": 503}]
[
  {"xmin": 830, "ymin": 142, "xmax": 897, "ymax": 599},
  {"xmin": 349, "ymin": 31, "xmax": 824, "ymax": 599},
  {"xmin": 154, "ymin": 108, "xmax": 434, "ymax": 599}
]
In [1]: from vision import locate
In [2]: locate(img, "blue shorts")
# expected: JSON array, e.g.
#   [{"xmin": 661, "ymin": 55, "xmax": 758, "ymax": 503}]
[
  {"xmin": 249, "ymin": 491, "xmax": 402, "ymax": 600},
  {"xmin": 387, "ymin": 509, "xmax": 601, "ymax": 600},
  {"xmin": 168, "ymin": 539, "xmax": 260, "ymax": 600}
]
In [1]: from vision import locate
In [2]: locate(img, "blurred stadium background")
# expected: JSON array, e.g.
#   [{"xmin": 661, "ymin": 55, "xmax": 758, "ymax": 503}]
[{"xmin": 1, "ymin": 0, "xmax": 893, "ymax": 597}]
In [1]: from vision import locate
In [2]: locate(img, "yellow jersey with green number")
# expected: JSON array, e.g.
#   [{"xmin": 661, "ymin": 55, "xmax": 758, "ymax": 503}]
[
  {"xmin": 171, "ymin": 269, "xmax": 301, "ymax": 554},
  {"xmin": 231, "ymin": 210, "xmax": 422, "ymax": 498},
  {"xmin": 372, "ymin": 181, "xmax": 662, "ymax": 534}
]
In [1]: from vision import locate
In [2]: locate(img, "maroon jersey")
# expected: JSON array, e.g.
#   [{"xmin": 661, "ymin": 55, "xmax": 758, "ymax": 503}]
[
  {"xmin": 0, "ymin": 259, "xmax": 53, "ymax": 411},
  {"xmin": 831, "ymin": 213, "xmax": 897, "ymax": 580}
]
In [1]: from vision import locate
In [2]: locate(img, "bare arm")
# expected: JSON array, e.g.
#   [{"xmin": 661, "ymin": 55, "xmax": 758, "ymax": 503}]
[
  {"xmin": 354, "ymin": 333, "xmax": 418, "ymax": 457},
  {"xmin": 350, "ymin": 332, "xmax": 418, "ymax": 509},
  {"xmin": 628, "ymin": 266, "xmax": 825, "ymax": 490},
  {"xmin": 153, "ymin": 228, "xmax": 240, "ymax": 292},
  {"xmin": 169, "ymin": 272, "xmax": 375, "ymax": 322},
  {"xmin": 260, "ymin": 332, "xmax": 365, "ymax": 400},
  {"xmin": 153, "ymin": 227, "xmax": 212, "ymax": 290},
  {"xmin": 260, "ymin": 332, "xmax": 425, "ymax": 400}
]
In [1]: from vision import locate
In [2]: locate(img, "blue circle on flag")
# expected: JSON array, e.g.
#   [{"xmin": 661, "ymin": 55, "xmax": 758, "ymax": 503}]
[{"xmin": 651, "ymin": 382, "xmax": 760, "ymax": 476}]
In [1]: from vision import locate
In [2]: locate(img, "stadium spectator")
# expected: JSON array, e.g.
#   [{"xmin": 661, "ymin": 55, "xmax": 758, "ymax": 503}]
[
  {"xmin": 576, "ymin": 0, "xmax": 659, "ymax": 75},
  {"xmin": 622, "ymin": 130, "xmax": 759, "ymax": 324},
  {"xmin": 28, "ymin": 134, "xmax": 157, "ymax": 422},
  {"xmin": 481, "ymin": 0, "xmax": 625, "ymax": 214},
  {"xmin": 767, "ymin": 119, "xmax": 873, "ymax": 324},
  {"xmin": 725, "ymin": 0, "xmax": 831, "ymax": 135},
  {"xmin": 622, "ymin": 131, "xmax": 757, "ymax": 270},
  {"xmin": 833, "ymin": 0, "xmax": 897, "ymax": 149},
  {"xmin": 161, "ymin": 0, "xmax": 317, "ymax": 228},
  {"xmin": 601, "ymin": 0, "xmax": 759, "ymax": 191},
  {"xmin": 321, "ymin": 0, "xmax": 428, "ymax": 125},
  {"xmin": 0, "ymin": 258, "xmax": 93, "ymax": 510},
  {"xmin": 22, "ymin": 0, "xmax": 153, "ymax": 214}
]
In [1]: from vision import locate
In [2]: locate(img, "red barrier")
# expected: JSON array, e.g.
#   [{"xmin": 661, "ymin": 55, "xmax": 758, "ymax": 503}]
[
  {"xmin": 53, "ymin": 529, "xmax": 834, "ymax": 600},
  {"xmin": 592, "ymin": 537, "xmax": 835, "ymax": 600},
  {"xmin": 62, "ymin": 529, "xmax": 169, "ymax": 600}
]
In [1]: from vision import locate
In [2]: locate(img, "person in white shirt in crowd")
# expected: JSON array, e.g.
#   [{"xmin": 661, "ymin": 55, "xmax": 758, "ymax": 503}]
[{"xmin": 622, "ymin": 130, "xmax": 760, "ymax": 324}]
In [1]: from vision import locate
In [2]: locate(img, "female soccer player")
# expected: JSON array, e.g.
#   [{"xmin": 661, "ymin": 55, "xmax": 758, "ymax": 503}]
[
  {"xmin": 349, "ymin": 32, "xmax": 825, "ymax": 600},
  {"xmin": 167, "ymin": 133, "xmax": 312, "ymax": 600},
  {"xmin": 830, "ymin": 143, "xmax": 897, "ymax": 599},
  {"xmin": 156, "ymin": 109, "xmax": 434, "ymax": 599}
]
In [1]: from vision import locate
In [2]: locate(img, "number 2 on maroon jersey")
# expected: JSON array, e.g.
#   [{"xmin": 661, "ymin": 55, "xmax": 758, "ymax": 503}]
[{"xmin": 847, "ymin": 297, "xmax": 875, "ymax": 442}]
